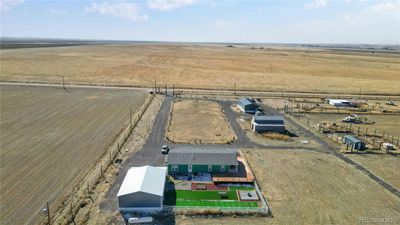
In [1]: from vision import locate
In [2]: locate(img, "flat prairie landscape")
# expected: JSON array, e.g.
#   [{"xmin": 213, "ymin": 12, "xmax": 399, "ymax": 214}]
[
  {"xmin": 1, "ymin": 44, "xmax": 399, "ymax": 94},
  {"xmin": 166, "ymin": 99, "xmax": 235, "ymax": 144},
  {"xmin": 346, "ymin": 154, "xmax": 400, "ymax": 190},
  {"xmin": 0, "ymin": 84, "xmax": 146, "ymax": 225}
]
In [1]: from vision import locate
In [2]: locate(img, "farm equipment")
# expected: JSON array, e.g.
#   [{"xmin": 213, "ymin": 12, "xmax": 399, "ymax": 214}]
[
  {"xmin": 386, "ymin": 100, "xmax": 395, "ymax": 106},
  {"xmin": 342, "ymin": 114, "xmax": 374, "ymax": 124},
  {"xmin": 342, "ymin": 114, "xmax": 363, "ymax": 124}
]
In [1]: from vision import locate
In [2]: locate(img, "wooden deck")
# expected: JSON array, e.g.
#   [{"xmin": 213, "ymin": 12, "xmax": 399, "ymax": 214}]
[{"xmin": 213, "ymin": 152, "xmax": 255, "ymax": 183}]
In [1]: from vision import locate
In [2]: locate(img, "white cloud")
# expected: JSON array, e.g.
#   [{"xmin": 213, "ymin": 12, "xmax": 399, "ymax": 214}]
[
  {"xmin": 304, "ymin": 0, "xmax": 327, "ymax": 9},
  {"xmin": 0, "ymin": 0, "xmax": 24, "ymax": 12},
  {"xmin": 49, "ymin": 9, "xmax": 67, "ymax": 16},
  {"xmin": 286, "ymin": 1, "xmax": 400, "ymax": 44},
  {"xmin": 85, "ymin": 2, "xmax": 148, "ymax": 21},
  {"xmin": 363, "ymin": 1, "xmax": 400, "ymax": 18},
  {"xmin": 344, "ymin": 1, "xmax": 400, "ymax": 23},
  {"xmin": 147, "ymin": 0, "xmax": 197, "ymax": 11}
]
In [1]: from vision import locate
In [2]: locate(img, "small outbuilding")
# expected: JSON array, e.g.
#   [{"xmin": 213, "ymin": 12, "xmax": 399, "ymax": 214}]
[
  {"xmin": 251, "ymin": 115, "xmax": 285, "ymax": 133},
  {"xmin": 327, "ymin": 99, "xmax": 354, "ymax": 107},
  {"xmin": 343, "ymin": 135, "xmax": 366, "ymax": 150},
  {"xmin": 167, "ymin": 148, "xmax": 239, "ymax": 174},
  {"xmin": 238, "ymin": 98, "xmax": 258, "ymax": 113},
  {"xmin": 382, "ymin": 143, "xmax": 394, "ymax": 151},
  {"xmin": 117, "ymin": 166, "xmax": 167, "ymax": 212}
]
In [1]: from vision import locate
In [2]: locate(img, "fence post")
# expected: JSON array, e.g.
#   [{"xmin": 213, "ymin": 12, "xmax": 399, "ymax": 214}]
[
  {"xmin": 70, "ymin": 203, "xmax": 75, "ymax": 225},
  {"xmin": 47, "ymin": 201, "xmax": 51, "ymax": 225}
]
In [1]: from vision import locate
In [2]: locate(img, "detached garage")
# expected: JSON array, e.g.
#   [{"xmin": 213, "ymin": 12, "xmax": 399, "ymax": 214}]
[
  {"xmin": 117, "ymin": 166, "xmax": 167, "ymax": 212},
  {"xmin": 251, "ymin": 115, "xmax": 285, "ymax": 133}
]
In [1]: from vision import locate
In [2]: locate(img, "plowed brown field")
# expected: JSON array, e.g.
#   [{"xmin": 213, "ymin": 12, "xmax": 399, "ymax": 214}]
[{"xmin": 0, "ymin": 84, "xmax": 146, "ymax": 225}]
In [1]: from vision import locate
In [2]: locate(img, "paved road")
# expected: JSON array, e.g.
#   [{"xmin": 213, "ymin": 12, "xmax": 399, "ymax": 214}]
[
  {"xmin": 261, "ymin": 101, "xmax": 400, "ymax": 198},
  {"xmin": 101, "ymin": 96, "xmax": 172, "ymax": 210},
  {"xmin": 277, "ymin": 109, "xmax": 400, "ymax": 199},
  {"xmin": 102, "ymin": 95, "xmax": 400, "ymax": 211}
]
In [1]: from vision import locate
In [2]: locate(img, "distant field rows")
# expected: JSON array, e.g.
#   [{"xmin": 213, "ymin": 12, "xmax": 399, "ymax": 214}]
[
  {"xmin": 0, "ymin": 85, "xmax": 146, "ymax": 225},
  {"xmin": 1, "ymin": 44, "xmax": 399, "ymax": 94}
]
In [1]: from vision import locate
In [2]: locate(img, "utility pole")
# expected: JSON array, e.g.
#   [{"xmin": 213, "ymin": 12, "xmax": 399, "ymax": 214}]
[
  {"xmin": 47, "ymin": 201, "xmax": 51, "ymax": 225},
  {"xmin": 233, "ymin": 82, "xmax": 236, "ymax": 97},
  {"xmin": 130, "ymin": 108, "xmax": 132, "ymax": 126},
  {"xmin": 153, "ymin": 75, "xmax": 157, "ymax": 95},
  {"xmin": 62, "ymin": 76, "xmax": 65, "ymax": 90},
  {"xmin": 373, "ymin": 129, "xmax": 376, "ymax": 147}
]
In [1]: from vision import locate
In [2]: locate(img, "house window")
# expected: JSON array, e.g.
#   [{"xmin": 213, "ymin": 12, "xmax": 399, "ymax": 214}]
[
  {"xmin": 208, "ymin": 165, "xmax": 212, "ymax": 172},
  {"xmin": 172, "ymin": 165, "xmax": 178, "ymax": 172},
  {"xmin": 188, "ymin": 165, "xmax": 192, "ymax": 173},
  {"xmin": 221, "ymin": 165, "xmax": 225, "ymax": 172}
]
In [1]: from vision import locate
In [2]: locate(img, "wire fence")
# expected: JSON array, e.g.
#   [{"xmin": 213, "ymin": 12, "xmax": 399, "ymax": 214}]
[
  {"xmin": 180, "ymin": 89, "xmax": 400, "ymax": 101},
  {"xmin": 162, "ymin": 205, "xmax": 267, "ymax": 214},
  {"xmin": 43, "ymin": 93, "xmax": 156, "ymax": 225},
  {"xmin": 293, "ymin": 113, "xmax": 400, "ymax": 149}
]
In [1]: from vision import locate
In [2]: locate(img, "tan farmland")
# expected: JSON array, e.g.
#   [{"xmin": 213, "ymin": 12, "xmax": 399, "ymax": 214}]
[
  {"xmin": 1, "ymin": 45, "xmax": 400, "ymax": 94},
  {"xmin": 166, "ymin": 100, "xmax": 235, "ymax": 144},
  {"xmin": 0, "ymin": 85, "xmax": 146, "ymax": 225},
  {"xmin": 204, "ymin": 149, "xmax": 400, "ymax": 225}
]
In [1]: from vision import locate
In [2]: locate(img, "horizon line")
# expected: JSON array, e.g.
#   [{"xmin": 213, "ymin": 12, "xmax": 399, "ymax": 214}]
[{"xmin": 1, "ymin": 36, "xmax": 399, "ymax": 47}]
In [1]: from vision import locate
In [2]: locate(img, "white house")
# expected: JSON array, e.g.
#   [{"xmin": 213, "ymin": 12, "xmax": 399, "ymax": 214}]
[{"xmin": 117, "ymin": 166, "xmax": 167, "ymax": 212}]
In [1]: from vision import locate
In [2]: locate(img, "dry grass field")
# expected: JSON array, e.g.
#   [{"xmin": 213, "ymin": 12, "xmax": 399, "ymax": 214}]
[
  {"xmin": 166, "ymin": 100, "xmax": 235, "ymax": 144},
  {"xmin": 0, "ymin": 84, "xmax": 146, "ymax": 225},
  {"xmin": 1, "ymin": 44, "xmax": 399, "ymax": 94},
  {"xmin": 241, "ymin": 149, "xmax": 398, "ymax": 225},
  {"xmin": 346, "ymin": 154, "xmax": 400, "ymax": 190}
]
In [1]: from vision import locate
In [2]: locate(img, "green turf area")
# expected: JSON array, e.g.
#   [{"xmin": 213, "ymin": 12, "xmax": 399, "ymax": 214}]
[
  {"xmin": 228, "ymin": 186, "xmax": 255, "ymax": 191},
  {"xmin": 164, "ymin": 188, "xmax": 259, "ymax": 208}
]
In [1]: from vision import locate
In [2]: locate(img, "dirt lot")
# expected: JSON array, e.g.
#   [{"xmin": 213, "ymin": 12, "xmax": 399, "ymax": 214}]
[
  {"xmin": 0, "ymin": 84, "xmax": 146, "ymax": 225},
  {"xmin": 1, "ymin": 44, "xmax": 399, "ymax": 94},
  {"xmin": 303, "ymin": 113, "xmax": 400, "ymax": 137},
  {"xmin": 166, "ymin": 100, "xmax": 235, "ymax": 144},
  {"xmin": 346, "ymin": 154, "xmax": 400, "ymax": 190}
]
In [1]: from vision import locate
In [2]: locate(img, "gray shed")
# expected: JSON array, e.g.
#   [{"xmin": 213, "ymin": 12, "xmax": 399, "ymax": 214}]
[
  {"xmin": 238, "ymin": 98, "xmax": 258, "ymax": 113},
  {"xmin": 117, "ymin": 166, "xmax": 167, "ymax": 212},
  {"xmin": 343, "ymin": 135, "xmax": 366, "ymax": 150},
  {"xmin": 251, "ymin": 115, "xmax": 285, "ymax": 133}
]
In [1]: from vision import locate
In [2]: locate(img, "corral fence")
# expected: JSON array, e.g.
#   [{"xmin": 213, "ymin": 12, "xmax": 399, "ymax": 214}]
[
  {"xmin": 179, "ymin": 89, "xmax": 400, "ymax": 101},
  {"xmin": 42, "ymin": 93, "xmax": 156, "ymax": 225},
  {"xmin": 293, "ymin": 113, "xmax": 400, "ymax": 150},
  {"xmin": 284, "ymin": 104, "xmax": 400, "ymax": 115}
]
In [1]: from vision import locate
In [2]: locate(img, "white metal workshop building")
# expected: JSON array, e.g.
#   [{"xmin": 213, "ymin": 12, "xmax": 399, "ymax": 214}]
[{"xmin": 117, "ymin": 166, "xmax": 167, "ymax": 212}]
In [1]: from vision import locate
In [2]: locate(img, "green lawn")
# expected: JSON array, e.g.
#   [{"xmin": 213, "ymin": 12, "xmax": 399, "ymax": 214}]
[{"xmin": 164, "ymin": 186, "xmax": 259, "ymax": 208}]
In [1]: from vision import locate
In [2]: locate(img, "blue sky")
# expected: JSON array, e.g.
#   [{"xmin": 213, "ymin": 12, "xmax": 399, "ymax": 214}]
[{"xmin": 1, "ymin": 0, "xmax": 399, "ymax": 44}]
